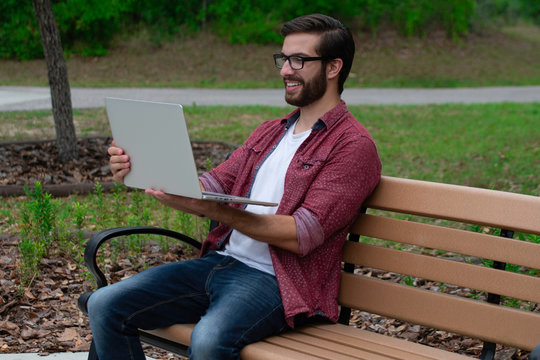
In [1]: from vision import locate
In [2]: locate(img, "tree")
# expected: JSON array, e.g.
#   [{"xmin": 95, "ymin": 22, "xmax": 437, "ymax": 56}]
[{"xmin": 32, "ymin": 0, "xmax": 78, "ymax": 162}]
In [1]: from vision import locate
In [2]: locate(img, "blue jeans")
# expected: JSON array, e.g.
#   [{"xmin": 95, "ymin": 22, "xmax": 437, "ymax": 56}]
[
  {"xmin": 87, "ymin": 252, "xmax": 289, "ymax": 360},
  {"xmin": 531, "ymin": 343, "xmax": 540, "ymax": 360}
]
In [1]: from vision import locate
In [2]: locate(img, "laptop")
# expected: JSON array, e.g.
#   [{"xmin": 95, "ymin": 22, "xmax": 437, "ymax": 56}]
[{"xmin": 105, "ymin": 97, "xmax": 278, "ymax": 207}]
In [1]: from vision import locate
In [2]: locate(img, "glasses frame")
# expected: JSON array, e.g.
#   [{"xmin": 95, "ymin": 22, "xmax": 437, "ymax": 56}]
[{"xmin": 273, "ymin": 53, "xmax": 333, "ymax": 70}]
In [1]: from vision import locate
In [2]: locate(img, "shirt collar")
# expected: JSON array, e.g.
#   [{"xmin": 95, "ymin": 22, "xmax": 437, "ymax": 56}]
[{"xmin": 281, "ymin": 100, "xmax": 348, "ymax": 131}]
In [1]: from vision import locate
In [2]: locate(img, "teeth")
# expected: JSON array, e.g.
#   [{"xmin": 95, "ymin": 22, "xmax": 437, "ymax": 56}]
[{"xmin": 287, "ymin": 82, "xmax": 301, "ymax": 87}]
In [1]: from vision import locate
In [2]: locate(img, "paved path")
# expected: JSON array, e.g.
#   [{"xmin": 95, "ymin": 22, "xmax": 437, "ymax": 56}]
[
  {"xmin": 1, "ymin": 85, "xmax": 539, "ymax": 111},
  {"xmin": 0, "ymin": 353, "xmax": 89, "ymax": 360},
  {"xmin": 0, "ymin": 350, "xmax": 163, "ymax": 360}
]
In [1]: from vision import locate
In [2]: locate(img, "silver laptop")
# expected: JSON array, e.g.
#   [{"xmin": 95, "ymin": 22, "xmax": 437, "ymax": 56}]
[{"xmin": 105, "ymin": 97, "xmax": 277, "ymax": 207}]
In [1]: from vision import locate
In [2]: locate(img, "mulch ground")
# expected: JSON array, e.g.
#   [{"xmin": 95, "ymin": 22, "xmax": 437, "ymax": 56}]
[{"xmin": 0, "ymin": 138, "xmax": 532, "ymax": 359}]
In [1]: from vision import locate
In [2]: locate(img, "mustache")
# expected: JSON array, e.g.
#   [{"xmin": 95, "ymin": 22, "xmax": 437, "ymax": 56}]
[
  {"xmin": 283, "ymin": 76, "xmax": 304, "ymax": 84},
  {"xmin": 283, "ymin": 76, "xmax": 303, "ymax": 83}
]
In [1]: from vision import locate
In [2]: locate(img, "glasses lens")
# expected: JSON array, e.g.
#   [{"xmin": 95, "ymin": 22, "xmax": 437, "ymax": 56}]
[
  {"xmin": 274, "ymin": 54, "xmax": 286, "ymax": 69},
  {"xmin": 289, "ymin": 56, "xmax": 303, "ymax": 70}
]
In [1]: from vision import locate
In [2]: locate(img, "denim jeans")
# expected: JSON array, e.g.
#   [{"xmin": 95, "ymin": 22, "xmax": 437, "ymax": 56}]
[
  {"xmin": 87, "ymin": 252, "xmax": 288, "ymax": 360},
  {"xmin": 531, "ymin": 343, "xmax": 540, "ymax": 360}
]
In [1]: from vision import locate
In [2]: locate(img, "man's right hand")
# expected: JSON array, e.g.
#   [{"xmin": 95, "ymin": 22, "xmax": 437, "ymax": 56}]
[{"xmin": 108, "ymin": 141, "xmax": 131, "ymax": 183}]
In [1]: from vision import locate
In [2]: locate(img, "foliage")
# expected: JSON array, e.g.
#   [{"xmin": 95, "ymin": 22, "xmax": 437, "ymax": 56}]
[
  {"xmin": 53, "ymin": 0, "xmax": 130, "ymax": 57},
  {"xmin": 3, "ymin": 0, "xmax": 539, "ymax": 60},
  {"xmin": 0, "ymin": 1, "xmax": 43, "ymax": 60},
  {"xmin": 13, "ymin": 181, "xmax": 208, "ymax": 288},
  {"xmin": 19, "ymin": 182, "xmax": 56, "ymax": 285},
  {"xmin": 0, "ymin": 0, "xmax": 128, "ymax": 59},
  {"xmin": 475, "ymin": 0, "xmax": 540, "ymax": 25},
  {"xmin": 519, "ymin": 0, "xmax": 540, "ymax": 24}
]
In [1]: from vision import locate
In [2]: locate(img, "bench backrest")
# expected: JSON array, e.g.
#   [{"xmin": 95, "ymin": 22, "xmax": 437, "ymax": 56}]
[{"xmin": 340, "ymin": 176, "xmax": 540, "ymax": 351}]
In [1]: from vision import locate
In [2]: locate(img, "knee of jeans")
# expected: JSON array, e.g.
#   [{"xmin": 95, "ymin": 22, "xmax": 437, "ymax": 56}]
[
  {"xmin": 87, "ymin": 287, "xmax": 122, "ymax": 323},
  {"xmin": 189, "ymin": 323, "xmax": 237, "ymax": 360}
]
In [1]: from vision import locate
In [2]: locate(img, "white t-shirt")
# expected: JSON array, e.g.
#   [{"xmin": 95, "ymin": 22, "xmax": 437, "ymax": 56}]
[{"xmin": 219, "ymin": 122, "xmax": 311, "ymax": 275}]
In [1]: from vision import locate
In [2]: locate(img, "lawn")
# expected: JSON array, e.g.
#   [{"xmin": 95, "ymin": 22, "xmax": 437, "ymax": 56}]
[{"xmin": 1, "ymin": 102, "xmax": 539, "ymax": 239}]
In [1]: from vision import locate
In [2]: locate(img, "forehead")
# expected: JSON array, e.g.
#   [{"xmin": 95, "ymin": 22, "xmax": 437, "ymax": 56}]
[{"xmin": 281, "ymin": 32, "xmax": 321, "ymax": 56}]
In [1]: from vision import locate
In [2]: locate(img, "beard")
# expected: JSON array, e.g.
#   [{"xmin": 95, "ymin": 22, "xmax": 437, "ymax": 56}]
[{"xmin": 284, "ymin": 66, "xmax": 327, "ymax": 107}]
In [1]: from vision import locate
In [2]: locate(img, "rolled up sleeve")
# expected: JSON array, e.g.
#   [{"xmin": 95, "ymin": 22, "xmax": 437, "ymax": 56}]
[{"xmin": 293, "ymin": 207, "xmax": 325, "ymax": 256}]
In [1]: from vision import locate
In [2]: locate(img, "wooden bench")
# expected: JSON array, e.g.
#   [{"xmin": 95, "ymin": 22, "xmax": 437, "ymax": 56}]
[{"xmin": 78, "ymin": 176, "xmax": 540, "ymax": 359}]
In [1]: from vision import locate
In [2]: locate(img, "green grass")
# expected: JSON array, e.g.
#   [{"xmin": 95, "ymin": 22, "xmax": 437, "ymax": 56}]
[
  {"xmin": 352, "ymin": 103, "xmax": 540, "ymax": 195},
  {"xmin": 1, "ymin": 102, "xmax": 539, "ymax": 238},
  {"xmin": 1, "ymin": 102, "xmax": 539, "ymax": 195}
]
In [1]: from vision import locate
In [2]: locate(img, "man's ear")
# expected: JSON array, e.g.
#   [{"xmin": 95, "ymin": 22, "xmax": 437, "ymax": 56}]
[{"xmin": 326, "ymin": 58, "xmax": 343, "ymax": 80}]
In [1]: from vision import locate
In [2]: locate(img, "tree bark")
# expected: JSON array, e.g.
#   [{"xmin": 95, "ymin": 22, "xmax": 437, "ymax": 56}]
[{"xmin": 32, "ymin": 0, "xmax": 78, "ymax": 162}]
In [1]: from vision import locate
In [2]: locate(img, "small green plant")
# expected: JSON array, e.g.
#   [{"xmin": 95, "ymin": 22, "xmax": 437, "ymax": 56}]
[
  {"xmin": 401, "ymin": 275, "xmax": 415, "ymax": 287},
  {"xmin": 18, "ymin": 182, "xmax": 57, "ymax": 286}
]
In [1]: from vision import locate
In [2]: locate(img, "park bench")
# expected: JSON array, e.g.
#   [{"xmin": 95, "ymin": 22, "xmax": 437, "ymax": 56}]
[{"xmin": 78, "ymin": 175, "xmax": 540, "ymax": 359}]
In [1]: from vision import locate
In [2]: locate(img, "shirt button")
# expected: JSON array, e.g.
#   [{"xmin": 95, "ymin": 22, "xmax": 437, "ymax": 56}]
[{"xmin": 304, "ymin": 164, "xmax": 310, "ymax": 170}]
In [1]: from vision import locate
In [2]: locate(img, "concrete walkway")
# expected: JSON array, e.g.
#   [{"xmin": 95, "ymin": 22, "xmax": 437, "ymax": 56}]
[
  {"xmin": 0, "ymin": 354, "xmax": 157, "ymax": 360},
  {"xmin": 1, "ymin": 85, "xmax": 540, "ymax": 111},
  {"xmin": 0, "ymin": 353, "xmax": 89, "ymax": 360}
]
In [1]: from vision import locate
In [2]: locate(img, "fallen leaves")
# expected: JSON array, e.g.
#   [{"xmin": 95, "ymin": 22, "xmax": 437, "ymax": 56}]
[
  {"xmin": 0, "ymin": 138, "xmax": 234, "ymax": 187},
  {"xmin": 0, "ymin": 233, "xmax": 189, "ymax": 359}
]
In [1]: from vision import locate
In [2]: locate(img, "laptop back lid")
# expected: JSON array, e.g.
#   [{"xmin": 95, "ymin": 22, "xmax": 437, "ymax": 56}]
[{"xmin": 105, "ymin": 97, "xmax": 203, "ymax": 198}]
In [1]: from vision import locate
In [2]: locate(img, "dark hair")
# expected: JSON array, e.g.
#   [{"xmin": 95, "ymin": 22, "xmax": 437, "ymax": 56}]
[{"xmin": 281, "ymin": 13, "xmax": 355, "ymax": 94}]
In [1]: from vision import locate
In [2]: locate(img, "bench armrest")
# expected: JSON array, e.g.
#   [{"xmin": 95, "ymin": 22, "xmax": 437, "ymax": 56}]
[{"xmin": 78, "ymin": 226, "xmax": 202, "ymax": 314}]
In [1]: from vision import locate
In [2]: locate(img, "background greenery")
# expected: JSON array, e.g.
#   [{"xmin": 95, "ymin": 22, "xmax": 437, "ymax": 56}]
[{"xmin": 1, "ymin": 0, "xmax": 539, "ymax": 59}]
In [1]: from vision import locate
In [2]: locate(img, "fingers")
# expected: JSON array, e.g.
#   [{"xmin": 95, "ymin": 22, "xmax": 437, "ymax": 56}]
[
  {"xmin": 108, "ymin": 143, "xmax": 131, "ymax": 183},
  {"xmin": 145, "ymin": 189, "xmax": 207, "ymax": 217}
]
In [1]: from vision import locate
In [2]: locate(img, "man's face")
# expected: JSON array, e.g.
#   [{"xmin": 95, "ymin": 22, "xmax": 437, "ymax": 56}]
[{"xmin": 280, "ymin": 33, "xmax": 328, "ymax": 107}]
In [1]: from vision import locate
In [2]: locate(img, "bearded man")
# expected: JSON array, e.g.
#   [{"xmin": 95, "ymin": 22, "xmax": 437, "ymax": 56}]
[{"xmin": 89, "ymin": 13, "xmax": 381, "ymax": 360}]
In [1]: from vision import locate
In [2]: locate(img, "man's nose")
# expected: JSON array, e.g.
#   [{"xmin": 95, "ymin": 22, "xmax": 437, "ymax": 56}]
[{"xmin": 280, "ymin": 60, "xmax": 295, "ymax": 77}]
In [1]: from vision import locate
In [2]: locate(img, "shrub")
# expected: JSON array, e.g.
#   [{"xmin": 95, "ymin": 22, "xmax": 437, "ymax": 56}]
[
  {"xmin": 0, "ymin": 0, "xmax": 42, "ymax": 59},
  {"xmin": 0, "ymin": 0, "xmax": 128, "ymax": 59},
  {"xmin": 1, "ymin": 0, "xmax": 535, "ymax": 60}
]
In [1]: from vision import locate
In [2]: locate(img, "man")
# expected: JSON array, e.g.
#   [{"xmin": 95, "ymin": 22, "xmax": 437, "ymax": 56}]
[{"xmin": 89, "ymin": 13, "xmax": 381, "ymax": 360}]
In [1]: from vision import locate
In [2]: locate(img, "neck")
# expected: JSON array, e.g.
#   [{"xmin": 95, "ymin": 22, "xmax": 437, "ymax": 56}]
[{"xmin": 295, "ymin": 91, "xmax": 341, "ymax": 134}]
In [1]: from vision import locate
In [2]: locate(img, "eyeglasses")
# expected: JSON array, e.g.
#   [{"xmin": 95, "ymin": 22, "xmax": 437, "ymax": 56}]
[{"xmin": 273, "ymin": 53, "xmax": 332, "ymax": 70}]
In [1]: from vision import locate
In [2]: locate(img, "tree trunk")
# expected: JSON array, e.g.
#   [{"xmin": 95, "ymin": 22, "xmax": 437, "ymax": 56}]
[{"xmin": 32, "ymin": 0, "xmax": 78, "ymax": 162}]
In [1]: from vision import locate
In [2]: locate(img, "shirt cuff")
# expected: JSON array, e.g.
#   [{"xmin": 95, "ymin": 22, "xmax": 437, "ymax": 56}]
[
  {"xmin": 199, "ymin": 173, "xmax": 225, "ymax": 193},
  {"xmin": 293, "ymin": 207, "xmax": 325, "ymax": 256}
]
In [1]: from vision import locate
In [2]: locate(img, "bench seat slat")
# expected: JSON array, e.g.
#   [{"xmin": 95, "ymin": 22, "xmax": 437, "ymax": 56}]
[
  {"xmin": 279, "ymin": 331, "xmax": 413, "ymax": 360},
  {"xmin": 339, "ymin": 273, "xmax": 540, "ymax": 350},
  {"xmin": 241, "ymin": 340, "xmax": 325, "ymax": 360},
  {"xmin": 364, "ymin": 176, "xmax": 540, "ymax": 235},
  {"xmin": 264, "ymin": 335, "xmax": 359, "ymax": 360},
  {"xmin": 342, "ymin": 241, "xmax": 540, "ymax": 303},
  {"xmin": 351, "ymin": 214, "xmax": 540, "ymax": 269},
  {"xmin": 145, "ymin": 324, "xmax": 323, "ymax": 360},
  {"xmin": 143, "ymin": 322, "xmax": 473, "ymax": 360},
  {"xmin": 303, "ymin": 325, "xmax": 470, "ymax": 360}
]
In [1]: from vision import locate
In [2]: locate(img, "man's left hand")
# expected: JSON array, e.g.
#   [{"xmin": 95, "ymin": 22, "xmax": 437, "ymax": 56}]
[{"xmin": 145, "ymin": 189, "xmax": 216, "ymax": 217}]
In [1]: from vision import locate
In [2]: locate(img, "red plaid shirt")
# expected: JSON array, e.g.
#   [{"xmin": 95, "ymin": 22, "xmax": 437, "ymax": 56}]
[{"xmin": 199, "ymin": 100, "xmax": 381, "ymax": 327}]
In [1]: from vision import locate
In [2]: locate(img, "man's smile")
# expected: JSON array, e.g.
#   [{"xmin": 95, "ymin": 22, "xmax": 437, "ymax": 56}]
[{"xmin": 284, "ymin": 80, "xmax": 303, "ymax": 91}]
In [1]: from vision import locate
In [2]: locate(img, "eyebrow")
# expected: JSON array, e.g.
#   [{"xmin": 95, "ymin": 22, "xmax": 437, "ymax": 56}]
[{"xmin": 280, "ymin": 52, "xmax": 315, "ymax": 57}]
